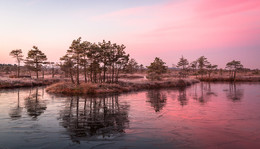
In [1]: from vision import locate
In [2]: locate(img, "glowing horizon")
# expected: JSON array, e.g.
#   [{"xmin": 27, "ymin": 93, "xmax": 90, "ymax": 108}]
[{"xmin": 0, "ymin": 0, "xmax": 259, "ymax": 69}]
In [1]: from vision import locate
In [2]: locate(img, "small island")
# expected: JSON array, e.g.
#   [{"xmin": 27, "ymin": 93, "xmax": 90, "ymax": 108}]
[{"xmin": 1, "ymin": 37, "xmax": 260, "ymax": 95}]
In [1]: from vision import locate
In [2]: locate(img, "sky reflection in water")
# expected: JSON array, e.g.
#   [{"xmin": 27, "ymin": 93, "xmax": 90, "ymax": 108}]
[{"xmin": 0, "ymin": 82, "xmax": 260, "ymax": 149}]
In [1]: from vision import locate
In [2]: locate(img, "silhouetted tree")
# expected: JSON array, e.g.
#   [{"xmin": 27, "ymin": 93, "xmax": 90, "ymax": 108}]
[
  {"xmin": 41, "ymin": 61, "xmax": 49, "ymax": 79},
  {"xmin": 81, "ymin": 41, "xmax": 91, "ymax": 83},
  {"xmin": 113, "ymin": 44, "xmax": 129, "ymax": 82},
  {"xmin": 190, "ymin": 60, "xmax": 198, "ymax": 78},
  {"xmin": 99, "ymin": 40, "xmax": 112, "ymax": 82},
  {"xmin": 9, "ymin": 49, "xmax": 23, "ymax": 77},
  {"xmin": 226, "ymin": 60, "xmax": 243, "ymax": 81},
  {"xmin": 219, "ymin": 68, "xmax": 223, "ymax": 76},
  {"xmin": 25, "ymin": 46, "xmax": 47, "ymax": 79},
  {"xmin": 139, "ymin": 64, "xmax": 145, "ymax": 73},
  {"xmin": 49, "ymin": 62, "xmax": 56, "ymax": 78},
  {"xmin": 67, "ymin": 37, "xmax": 83, "ymax": 85},
  {"xmin": 197, "ymin": 56, "xmax": 209, "ymax": 78},
  {"xmin": 147, "ymin": 57, "xmax": 167, "ymax": 80},
  {"xmin": 87, "ymin": 43, "xmax": 101, "ymax": 83},
  {"xmin": 177, "ymin": 56, "xmax": 189, "ymax": 78},
  {"xmin": 206, "ymin": 63, "xmax": 218, "ymax": 78},
  {"xmin": 124, "ymin": 58, "xmax": 139, "ymax": 74},
  {"xmin": 60, "ymin": 54, "xmax": 75, "ymax": 84},
  {"xmin": 59, "ymin": 38, "xmax": 130, "ymax": 84}
]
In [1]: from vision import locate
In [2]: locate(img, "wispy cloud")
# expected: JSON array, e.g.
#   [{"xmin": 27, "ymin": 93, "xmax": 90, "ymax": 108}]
[
  {"xmin": 1, "ymin": 0, "xmax": 259, "ymax": 68},
  {"xmin": 89, "ymin": 0, "xmax": 260, "ymax": 68},
  {"xmin": 26, "ymin": 0, "xmax": 44, "ymax": 6}
]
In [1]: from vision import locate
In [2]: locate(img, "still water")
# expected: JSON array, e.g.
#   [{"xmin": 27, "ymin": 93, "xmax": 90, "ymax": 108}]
[{"xmin": 0, "ymin": 83, "xmax": 260, "ymax": 149}]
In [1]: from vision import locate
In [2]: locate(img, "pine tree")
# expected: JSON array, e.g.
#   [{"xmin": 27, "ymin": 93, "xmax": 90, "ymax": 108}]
[
  {"xmin": 60, "ymin": 54, "xmax": 75, "ymax": 84},
  {"xmin": 177, "ymin": 56, "xmax": 189, "ymax": 78},
  {"xmin": 226, "ymin": 60, "xmax": 243, "ymax": 80},
  {"xmin": 67, "ymin": 37, "xmax": 84, "ymax": 85},
  {"xmin": 25, "ymin": 46, "xmax": 47, "ymax": 79},
  {"xmin": 206, "ymin": 63, "xmax": 218, "ymax": 78},
  {"xmin": 147, "ymin": 57, "xmax": 167, "ymax": 80},
  {"xmin": 10, "ymin": 49, "xmax": 23, "ymax": 77},
  {"xmin": 197, "ymin": 56, "xmax": 209, "ymax": 78},
  {"xmin": 124, "ymin": 58, "xmax": 139, "ymax": 73}
]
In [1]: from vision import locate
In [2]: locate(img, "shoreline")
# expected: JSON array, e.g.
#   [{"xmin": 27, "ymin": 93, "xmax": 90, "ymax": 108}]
[
  {"xmin": 1, "ymin": 75, "xmax": 260, "ymax": 90},
  {"xmin": 45, "ymin": 79, "xmax": 200, "ymax": 96},
  {"xmin": 0, "ymin": 77, "xmax": 61, "ymax": 89},
  {"xmin": 197, "ymin": 76, "xmax": 260, "ymax": 82}
]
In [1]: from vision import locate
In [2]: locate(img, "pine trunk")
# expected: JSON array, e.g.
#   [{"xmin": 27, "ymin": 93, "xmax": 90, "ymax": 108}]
[
  {"xmin": 17, "ymin": 61, "xmax": 20, "ymax": 78},
  {"xmin": 70, "ymin": 68, "xmax": 75, "ymax": 84}
]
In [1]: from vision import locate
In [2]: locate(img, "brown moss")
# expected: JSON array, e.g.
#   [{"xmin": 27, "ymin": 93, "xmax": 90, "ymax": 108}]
[
  {"xmin": 45, "ymin": 82, "xmax": 97, "ymax": 95},
  {"xmin": 46, "ymin": 79, "xmax": 200, "ymax": 95}
]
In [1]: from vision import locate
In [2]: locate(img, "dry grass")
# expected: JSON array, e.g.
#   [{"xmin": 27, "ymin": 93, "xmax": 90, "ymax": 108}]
[
  {"xmin": 46, "ymin": 78, "xmax": 200, "ymax": 95},
  {"xmin": 0, "ymin": 77, "xmax": 60, "ymax": 89},
  {"xmin": 46, "ymin": 82, "xmax": 97, "ymax": 95},
  {"xmin": 199, "ymin": 76, "xmax": 260, "ymax": 82},
  {"xmin": 119, "ymin": 74, "xmax": 145, "ymax": 79}
]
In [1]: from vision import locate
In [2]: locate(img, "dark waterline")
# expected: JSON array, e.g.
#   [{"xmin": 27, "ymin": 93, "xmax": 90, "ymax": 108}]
[{"xmin": 0, "ymin": 83, "xmax": 260, "ymax": 149}]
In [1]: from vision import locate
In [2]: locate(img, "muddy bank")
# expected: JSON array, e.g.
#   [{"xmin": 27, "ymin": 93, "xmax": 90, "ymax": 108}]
[{"xmin": 46, "ymin": 79, "xmax": 199, "ymax": 95}]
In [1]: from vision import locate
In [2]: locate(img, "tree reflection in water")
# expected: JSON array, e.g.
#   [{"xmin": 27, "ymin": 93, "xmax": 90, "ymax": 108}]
[
  {"xmin": 226, "ymin": 83, "xmax": 244, "ymax": 102},
  {"xmin": 193, "ymin": 82, "xmax": 217, "ymax": 104},
  {"xmin": 59, "ymin": 94, "xmax": 129, "ymax": 143},
  {"xmin": 146, "ymin": 90, "xmax": 167, "ymax": 112},
  {"xmin": 24, "ymin": 87, "xmax": 47, "ymax": 120},
  {"xmin": 178, "ymin": 87, "xmax": 188, "ymax": 106},
  {"xmin": 9, "ymin": 88, "xmax": 23, "ymax": 120},
  {"xmin": 192, "ymin": 83, "xmax": 198, "ymax": 101}
]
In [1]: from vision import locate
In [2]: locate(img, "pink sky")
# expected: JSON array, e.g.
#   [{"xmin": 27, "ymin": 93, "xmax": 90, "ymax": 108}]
[{"xmin": 0, "ymin": 0, "xmax": 259, "ymax": 68}]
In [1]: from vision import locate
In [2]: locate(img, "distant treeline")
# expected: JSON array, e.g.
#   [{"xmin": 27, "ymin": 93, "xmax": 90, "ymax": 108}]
[
  {"xmin": 5, "ymin": 37, "xmax": 260, "ymax": 82},
  {"xmin": 0, "ymin": 64, "xmax": 17, "ymax": 74}
]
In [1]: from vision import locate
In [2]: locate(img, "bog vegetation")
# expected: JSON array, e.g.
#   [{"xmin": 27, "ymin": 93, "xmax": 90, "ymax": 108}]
[{"xmin": 2, "ymin": 37, "xmax": 259, "ymax": 88}]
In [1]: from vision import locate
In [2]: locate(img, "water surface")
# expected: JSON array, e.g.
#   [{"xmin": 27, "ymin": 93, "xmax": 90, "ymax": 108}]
[{"xmin": 0, "ymin": 83, "xmax": 260, "ymax": 149}]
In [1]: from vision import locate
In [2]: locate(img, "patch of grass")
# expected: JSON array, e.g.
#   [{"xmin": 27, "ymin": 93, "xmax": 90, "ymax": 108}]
[
  {"xmin": 0, "ymin": 77, "xmax": 60, "ymax": 89},
  {"xmin": 199, "ymin": 77, "xmax": 260, "ymax": 82},
  {"xmin": 46, "ymin": 78, "xmax": 200, "ymax": 95}
]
